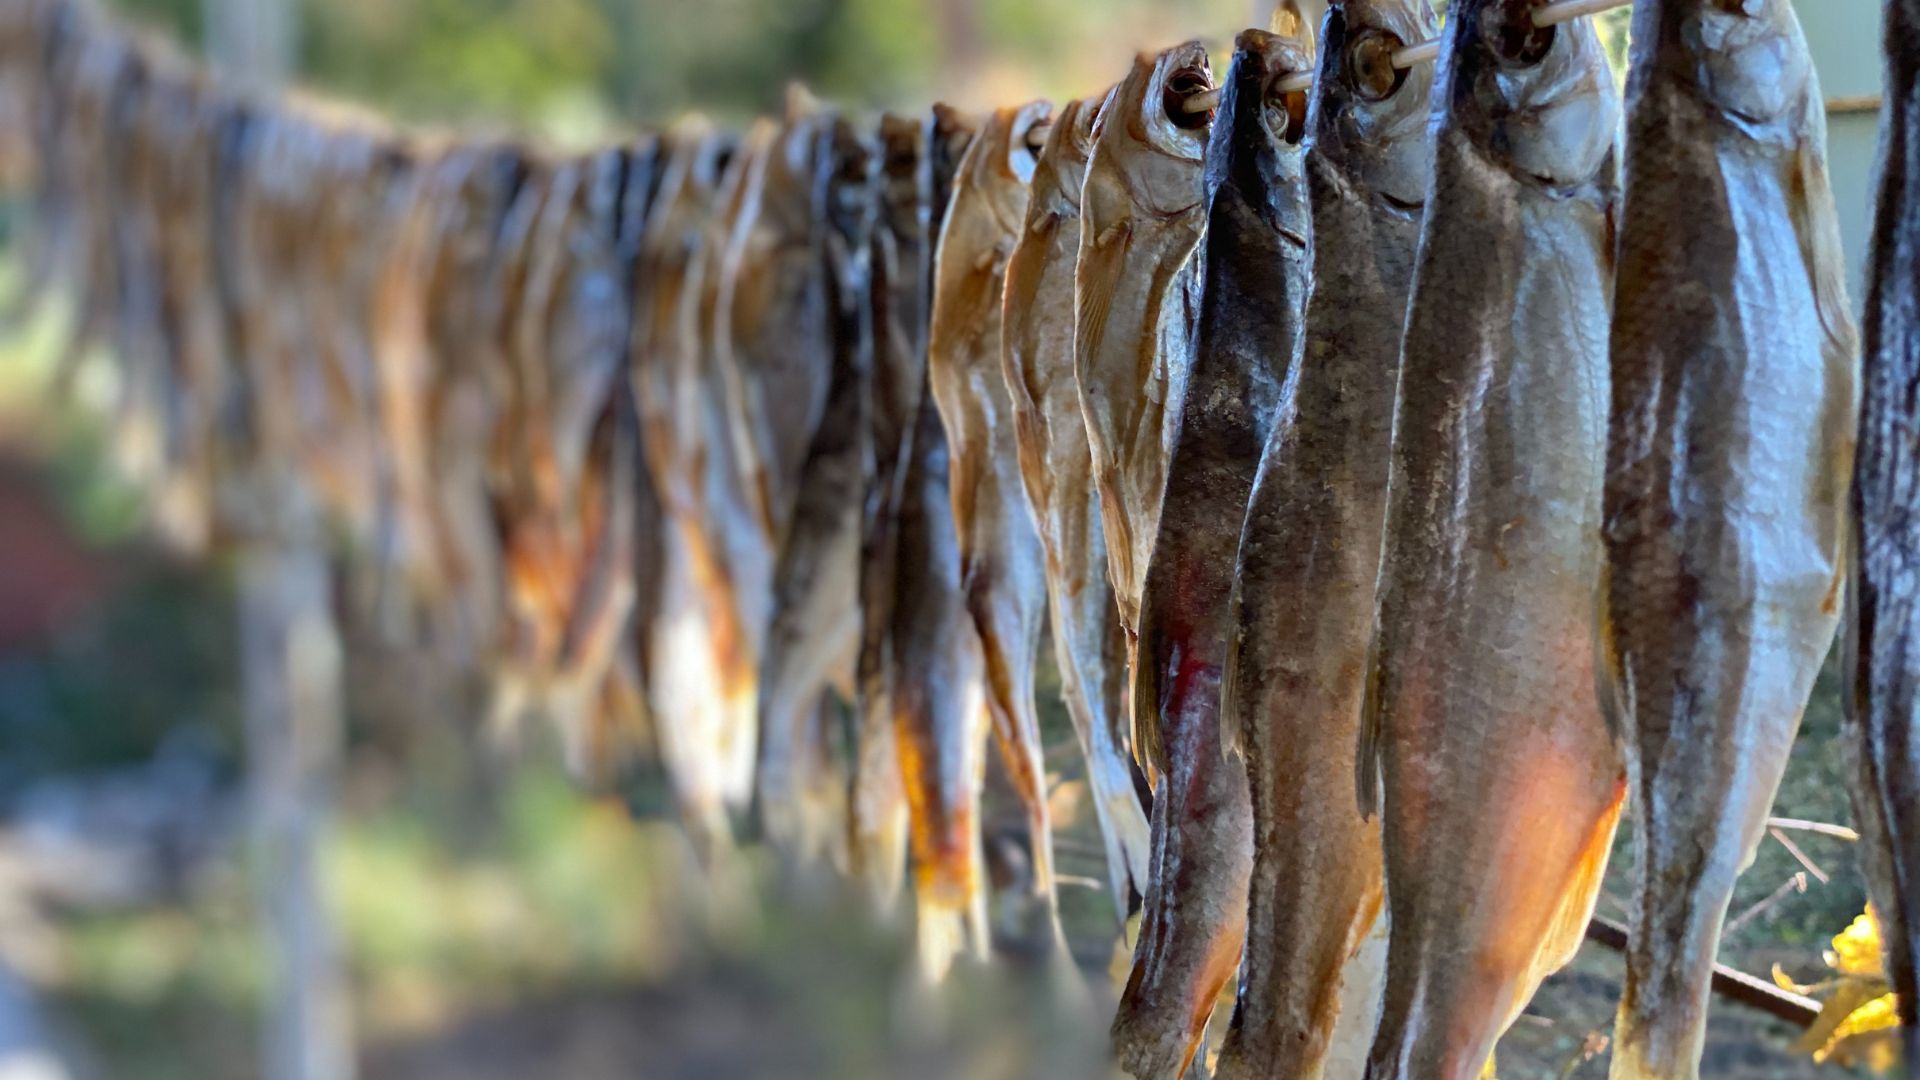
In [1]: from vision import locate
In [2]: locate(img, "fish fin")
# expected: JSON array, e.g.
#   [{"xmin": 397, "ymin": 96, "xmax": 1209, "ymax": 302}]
[
  {"xmin": 1074, "ymin": 219, "xmax": 1131, "ymax": 382},
  {"xmin": 1130, "ymin": 599, "xmax": 1168, "ymax": 778},
  {"xmin": 1790, "ymin": 134, "xmax": 1858, "ymax": 358},
  {"xmin": 1592, "ymin": 557, "xmax": 1630, "ymax": 744},
  {"xmin": 1355, "ymin": 615, "xmax": 1386, "ymax": 820},
  {"xmin": 1218, "ymin": 577, "xmax": 1246, "ymax": 761}
]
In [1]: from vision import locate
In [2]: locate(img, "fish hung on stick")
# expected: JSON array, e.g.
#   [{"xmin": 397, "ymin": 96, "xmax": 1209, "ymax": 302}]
[
  {"xmin": 1601, "ymin": 2, "xmax": 1860, "ymax": 1074},
  {"xmin": 1000, "ymin": 88, "xmax": 1152, "ymax": 924},
  {"xmin": 1215, "ymin": 2, "xmax": 1435, "ymax": 1076},
  {"xmin": 927, "ymin": 100, "xmax": 1066, "ymax": 947},
  {"xmin": 1357, "ymin": 1, "xmax": 1627, "ymax": 1075}
]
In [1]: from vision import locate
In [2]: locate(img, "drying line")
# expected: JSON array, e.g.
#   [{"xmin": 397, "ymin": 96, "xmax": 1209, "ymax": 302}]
[{"xmin": 1195, "ymin": 0, "xmax": 1634, "ymax": 108}]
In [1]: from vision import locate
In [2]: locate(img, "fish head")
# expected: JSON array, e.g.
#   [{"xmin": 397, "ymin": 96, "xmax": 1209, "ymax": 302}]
[
  {"xmin": 1311, "ymin": 0, "xmax": 1439, "ymax": 213},
  {"xmin": 1445, "ymin": 0, "xmax": 1620, "ymax": 192},
  {"xmin": 1031, "ymin": 95, "xmax": 1103, "ymax": 214},
  {"xmin": 1100, "ymin": 41, "xmax": 1215, "ymax": 218},
  {"xmin": 923, "ymin": 103, "xmax": 978, "ymax": 232},
  {"xmin": 976, "ymin": 101, "xmax": 1051, "ymax": 233},
  {"xmin": 1652, "ymin": 0, "xmax": 1812, "ymax": 129},
  {"xmin": 823, "ymin": 115, "xmax": 881, "ymax": 253},
  {"xmin": 1205, "ymin": 22, "xmax": 1316, "ymax": 244},
  {"xmin": 876, "ymin": 112, "xmax": 927, "ymax": 242}
]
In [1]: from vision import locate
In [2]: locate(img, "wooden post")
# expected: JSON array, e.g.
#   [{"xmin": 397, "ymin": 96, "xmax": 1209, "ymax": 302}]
[
  {"xmin": 239, "ymin": 513, "xmax": 357, "ymax": 1080},
  {"xmin": 200, "ymin": 4, "xmax": 354, "ymax": 1079}
]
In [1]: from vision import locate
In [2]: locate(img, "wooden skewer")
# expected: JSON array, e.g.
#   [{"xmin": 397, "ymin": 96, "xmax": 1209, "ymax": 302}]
[{"xmin": 1181, "ymin": 0, "xmax": 1632, "ymax": 110}]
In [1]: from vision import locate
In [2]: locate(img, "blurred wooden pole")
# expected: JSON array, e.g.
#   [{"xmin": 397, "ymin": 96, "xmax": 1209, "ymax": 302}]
[
  {"xmin": 202, "ymin": 4, "xmax": 354, "ymax": 1080},
  {"xmin": 239, "ymin": 520, "xmax": 357, "ymax": 1080}
]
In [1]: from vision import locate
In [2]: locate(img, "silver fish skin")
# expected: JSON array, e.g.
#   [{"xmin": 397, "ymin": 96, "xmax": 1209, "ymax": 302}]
[
  {"xmin": 1114, "ymin": 24, "xmax": 1314, "ymax": 1080},
  {"xmin": 1848, "ymin": 0, "xmax": 1920, "ymax": 1058},
  {"xmin": 757, "ymin": 118, "xmax": 880, "ymax": 871},
  {"xmin": 1075, "ymin": 41, "xmax": 1215, "ymax": 642},
  {"xmin": 1358, "ymin": 4, "xmax": 1626, "ymax": 1077},
  {"xmin": 1215, "ymin": 3, "xmax": 1435, "ymax": 1078},
  {"xmin": 1001, "ymin": 91, "xmax": 1153, "ymax": 920},
  {"xmin": 1603, "ymin": 3, "xmax": 1860, "ymax": 1077}
]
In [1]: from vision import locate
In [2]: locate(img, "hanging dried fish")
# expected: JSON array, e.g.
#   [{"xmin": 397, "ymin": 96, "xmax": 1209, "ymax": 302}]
[
  {"xmin": 1602, "ymin": 3, "xmax": 1859, "ymax": 1073},
  {"xmin": 1358, "ymin": 4, "xmax": 1626, "ymax": 1075},
  {"xmin": 1074, "ymin": 41, "xmax": 1214, "ymax": 651},
  {"xmin": 1216, "ymin": 3, "xmax": 1434, "ymax": 1076},
  {"xmin": 1848, "ymin": 0, "xmax": 1920, "ymax": 1057},
  {"xmin": 1001, "ymin": 89, "xmax": 1151, "ymax": 922},
  {"xmin": 758, "ymin": 116, "xmax": 879, "ymax": 868},
  {"xmin": 928, "ymin": 100, "xmax": 1065, "ymax": 943},
  {"xmin": 848, "ymin": 112, "xmax": 927, "ymax": 912}
]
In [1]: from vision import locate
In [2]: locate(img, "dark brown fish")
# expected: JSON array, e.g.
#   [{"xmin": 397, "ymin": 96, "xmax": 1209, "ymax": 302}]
[
  {"xmin": 1358, "ymin": 3, "xmax": 1626, "ymax": 1076},
  {"xmin": 1215, "ymin": 3, "xmax": 1434, "ymax": 1076},
  {"xmin": 1115, "ymin": 24, "xmax": 1314, "ymax": 1078},
  {"xmin": 758, "ymin": 118, "xmax": 879, "ymax": 868},
  {"xmin": 849, "ymin": 113, "xmax": 928, "ymax": 910},
  {"xmin": 1603, "ymin": 4, "xmax": 1859, "ymax": 1074},
  {"xmin": 1001, "ymin": 91, "xmax": 1152, "ymax": 919},
  {"xmin": 927, "ymin": 101, "xmax": 1064, "ymax": 938},
  {"xmin": 1849, "ymin": 0, "xmax": 1920, "ymax": 1058}
]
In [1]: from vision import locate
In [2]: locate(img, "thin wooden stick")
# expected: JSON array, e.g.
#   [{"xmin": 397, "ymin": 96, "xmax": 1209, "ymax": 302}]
[
  {"xmin": 1200, "ymin": 0, "xmax": 1631, "ymax": 104},
  {"xmin": 1585, "ymin": 916, "xmax": 1822, "ymax": 1027},
  {"xmin": 1769, "ymin": 826, "xmax": 1832, "ymax": 885},
  {"xmin": 1767, "ymin": 816, "xmax": 1860, "ymax": 841}
]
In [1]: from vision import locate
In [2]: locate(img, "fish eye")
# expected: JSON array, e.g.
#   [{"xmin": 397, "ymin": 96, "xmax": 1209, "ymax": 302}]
[
  {"xmin": 1347, "ymin": 29, "xmax": 1408, "ymax": 102},
  {"xmin": 1487, "ymin": 0, "xmax": 1555, "ymax": 66}
]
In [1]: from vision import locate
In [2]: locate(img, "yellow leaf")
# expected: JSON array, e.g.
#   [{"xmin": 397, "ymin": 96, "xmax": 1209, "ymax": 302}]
[
  {"xmin": 1826, "ymin": 906, "xmax": 1887, "ymax": 978},
  {"xmin": 1816, "ymin": 992, "xmax": 1904, "ymax": 1073},
  {"xmin": 1796, "ymin": 979, "xmax": 1892, "ymax": 1058}
]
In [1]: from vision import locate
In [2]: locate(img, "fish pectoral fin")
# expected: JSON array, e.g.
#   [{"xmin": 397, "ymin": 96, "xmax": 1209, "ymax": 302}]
[
  {"xmin": 1355, "ymin": 623, "xmax": 1386, "ymax": 820},
  {"xmin": 1790, "ymin": 137, "xmax": 1859, "ymax": 358},
  {"xmin": 1218, "ymin": 583, "xmax": 1245, "ymax": 761},
  {"xmin": 1129, "ymin": 599, "xmax": 1169, "ymax": 777},
  {"xmin": 1592, "ymin": 559, "xmax": 1630, "ymax": 744}
]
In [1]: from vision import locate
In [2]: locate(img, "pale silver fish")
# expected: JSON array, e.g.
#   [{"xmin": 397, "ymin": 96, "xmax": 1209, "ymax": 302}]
[{"xmin": 1001, "ymin": 91, "xmax": 1152, "ymax": 920}]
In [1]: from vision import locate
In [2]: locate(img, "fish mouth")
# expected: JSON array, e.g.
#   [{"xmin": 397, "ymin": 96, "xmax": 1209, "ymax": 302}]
[
  {"xmin": 1276, "ymin": 226, "xmax": 1309, "ymax": 250},
  {"xmin": 1162, "ymin": 60, "xmax": 1216, "ymax": 131}
]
